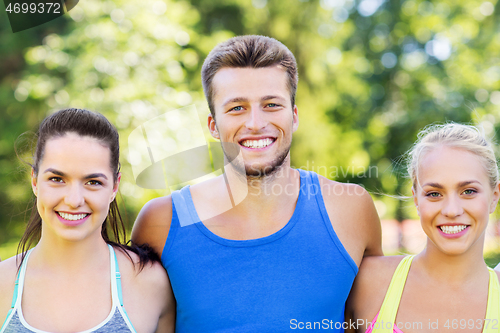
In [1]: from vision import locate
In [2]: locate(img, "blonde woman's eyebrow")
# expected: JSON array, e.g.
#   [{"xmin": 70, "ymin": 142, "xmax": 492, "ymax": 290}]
[
  {"xmin": 421, "ymin": 182, "xmax": 443, "ymax": 189},
  {"xmin": 457, "ymin": 180, "xmax": 480, "ymax": 187},
  {"xmin": 422, "ymin": 180, "xmax": 480, "ymax": 189}
]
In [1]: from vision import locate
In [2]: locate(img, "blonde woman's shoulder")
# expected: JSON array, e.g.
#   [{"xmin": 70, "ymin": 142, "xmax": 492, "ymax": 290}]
[
  {"xmin": 347, "ymin": 255, "xmax": 406, "ymax": 327},
  {"xmin": 493, "ymin": 264, "xmax": 500, "ymax": 281},
  {"xmin": 0, "ymin": 255, "xmax": 22, "ymax": 327}
]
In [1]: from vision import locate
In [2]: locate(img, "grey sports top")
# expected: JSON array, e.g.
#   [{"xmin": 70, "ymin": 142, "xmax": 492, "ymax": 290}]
[{"xmin": 0, "ymin": 245, "xmax": 137, "ymax": 333}]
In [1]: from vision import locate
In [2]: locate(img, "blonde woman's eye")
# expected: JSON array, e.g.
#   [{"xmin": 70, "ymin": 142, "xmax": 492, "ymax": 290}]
[
  {"xmin": 86, "ymin": 180, "xmax": 102, "ymax": 186},
  {"xmin": 463, "ymin": 189, "xmax": 476, "ymax": 195},
  {"xmin": 426, "ymin": 192, "xmax": 440, "ymax": 198}
]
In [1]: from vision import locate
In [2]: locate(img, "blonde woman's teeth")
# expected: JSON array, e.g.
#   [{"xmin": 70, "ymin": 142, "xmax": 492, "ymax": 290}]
[{"xmin": 440, "ymin": 225, "xmax": 467, "ymax": 234}]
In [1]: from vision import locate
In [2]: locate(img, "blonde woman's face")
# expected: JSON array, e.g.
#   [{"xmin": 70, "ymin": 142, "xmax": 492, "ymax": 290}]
[{"xmin": 413, "ymin": 146, "xmax": 500, "ymax": 256}]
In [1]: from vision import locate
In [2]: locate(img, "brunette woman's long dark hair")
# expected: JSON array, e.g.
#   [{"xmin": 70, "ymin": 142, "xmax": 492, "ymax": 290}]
[{"xmin": 17, "ymin": 108, "xmax": 158, "ymax": 269}]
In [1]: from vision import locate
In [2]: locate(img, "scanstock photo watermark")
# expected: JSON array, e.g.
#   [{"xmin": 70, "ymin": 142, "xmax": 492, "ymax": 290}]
[
  {"xmin": 3, "ymin": 0, "xmax": 79, "ymax": 32},
  {"xmin": 128, "ymin": 106, "xmax": 379, "ymax": 225},
  {"xmin": 289, "ymin": 318, "xmax": 499, "ymax": 330}
]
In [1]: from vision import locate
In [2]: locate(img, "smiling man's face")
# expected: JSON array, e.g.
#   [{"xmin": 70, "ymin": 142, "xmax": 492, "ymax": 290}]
[{"xmin": 208, "ymin": 66, "xmax": 298, "ymax": 178}]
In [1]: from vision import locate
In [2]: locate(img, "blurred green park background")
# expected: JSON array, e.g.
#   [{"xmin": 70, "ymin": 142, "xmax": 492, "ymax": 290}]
[{"xmin": 1, "ymin": 0, "xmax": 500, "ymax": 260}]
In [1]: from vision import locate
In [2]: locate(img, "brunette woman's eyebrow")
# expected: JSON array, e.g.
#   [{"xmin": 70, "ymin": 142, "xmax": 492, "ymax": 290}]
[
  {"xmin": 43, "ymin": 168, "xmax": 65, "ymax": 176},
  {"xmin": 43, "ymin": 169, "xmax": 108, "ymax": 180},
  {"xmin": 84, "ymin": 173, "xmax": 108, "ymax": 180}
]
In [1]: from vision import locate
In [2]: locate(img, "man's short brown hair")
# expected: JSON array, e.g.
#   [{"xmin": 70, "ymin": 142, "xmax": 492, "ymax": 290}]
[{"xmin": 201, "ymin": 35, "xmax": 298, "ymax": 118}]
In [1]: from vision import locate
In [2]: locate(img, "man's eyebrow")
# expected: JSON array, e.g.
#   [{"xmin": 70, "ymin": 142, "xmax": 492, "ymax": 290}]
[
  {"xmin": 222, "ymin": 97, "xmax": 248, "ymax": 107},
  {"xmin": 261, "ymin": 95, "xmax": 285, "ymax": 101}
]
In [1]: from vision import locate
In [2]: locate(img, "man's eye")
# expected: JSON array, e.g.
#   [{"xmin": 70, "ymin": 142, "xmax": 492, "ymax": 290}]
[
  {"xmin": 230, "ymin": 106, "xmax": 243, "ymax": 112},
  {"xmin": 267, "ymin": 103, "xmax": 278, "ymax": 107}
]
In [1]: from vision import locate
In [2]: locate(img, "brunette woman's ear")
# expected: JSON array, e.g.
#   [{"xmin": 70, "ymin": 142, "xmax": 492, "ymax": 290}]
[
  {"xmin": 111, "ymin": 173, "xmax": 121, "ymax": 202},
  {"xmin": 31, "ymin": 169, "xmax": 38, "ymax": 197}
]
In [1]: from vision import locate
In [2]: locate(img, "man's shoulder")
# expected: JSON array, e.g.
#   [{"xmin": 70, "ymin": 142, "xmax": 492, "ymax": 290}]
[
  {"xmin": 313, "ymin": 173, "xmax": 383, "ymax": 261},
  {"xmin": 315, "ymin": 174, "xmax": 373, "ymax": 208},
  {"xmin": 131, "ymin": 195, "xmax": 173, "ymax": 256},
  {"xmin": 139, "ymin": 196, "xmax": 173, "ymax": 221}
]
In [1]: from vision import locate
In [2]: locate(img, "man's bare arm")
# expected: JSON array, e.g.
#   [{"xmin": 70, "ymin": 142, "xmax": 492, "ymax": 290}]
[
  {"xmin": 319, "ymin": 176, "xmax": 383, "ymax": 267},
  {"xmin": 131, "ymin": 196, "xmax": 173, "ymax": 258}
]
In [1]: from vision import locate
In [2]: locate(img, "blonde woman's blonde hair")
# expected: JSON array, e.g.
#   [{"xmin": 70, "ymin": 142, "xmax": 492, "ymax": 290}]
[{"xmin": 407, "ymin": 123, "xmax": 499, "ymax": 191}]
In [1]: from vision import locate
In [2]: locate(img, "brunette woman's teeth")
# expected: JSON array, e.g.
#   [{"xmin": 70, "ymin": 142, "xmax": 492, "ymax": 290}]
[{"xmin": 57, "ymin": 212, "xmax": 88, "ymax": 221}]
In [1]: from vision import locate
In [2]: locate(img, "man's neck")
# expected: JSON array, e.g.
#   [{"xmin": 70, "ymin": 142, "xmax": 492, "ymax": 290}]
[{"xmin": 189, "ymin": 163, "xmax": 301, "ymax": 240}]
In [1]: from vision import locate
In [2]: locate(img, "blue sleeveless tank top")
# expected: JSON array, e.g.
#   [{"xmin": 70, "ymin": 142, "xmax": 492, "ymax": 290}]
[
  {"xmin": 163, "ymin": 169, "xmax": 358, "ymax": 332},
  {"xmin": 0, "ymin": 245, "xmax": 137, "ymax": 333}
]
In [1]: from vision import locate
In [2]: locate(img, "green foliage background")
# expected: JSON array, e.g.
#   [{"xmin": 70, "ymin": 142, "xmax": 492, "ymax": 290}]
[{"xmin": 1, "ymin": 0, "xmax": 500, "ymax": 259}]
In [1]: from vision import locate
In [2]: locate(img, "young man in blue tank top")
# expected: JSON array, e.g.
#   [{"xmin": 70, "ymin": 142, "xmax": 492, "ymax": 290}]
[{"xmin": 132, "ymin": 35, "xmax": 383, "ymax": 332}]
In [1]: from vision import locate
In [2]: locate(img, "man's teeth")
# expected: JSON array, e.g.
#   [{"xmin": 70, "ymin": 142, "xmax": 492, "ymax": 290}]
[
  {"xmin": 241, "ymin": 138, "xmax": 273, "ymax": 149},
  {"xmin": 58, "ymin": 212, "xmax": 88, "ymax": 221},
  {"xmin": 440, "ymin": 225, "xmax": 467, "ymax": 234}
]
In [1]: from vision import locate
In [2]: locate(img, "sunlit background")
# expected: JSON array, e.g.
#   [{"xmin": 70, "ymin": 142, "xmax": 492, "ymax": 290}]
[{"xmin": 1, "ymin": 0, "xmax": 500, "ymax": 263}]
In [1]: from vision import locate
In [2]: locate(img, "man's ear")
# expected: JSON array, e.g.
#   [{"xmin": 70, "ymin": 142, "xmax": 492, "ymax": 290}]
[
  {"xmin": 208, "ymin": 113, "xmax": 220, "ymax": 140},
  {"xmin": 31, "ymin": 169, "xmax": 38, "ymax": 197},
  {"xmin": 292, "ymin": 105, "xmax": 299, "ymax": 133}
]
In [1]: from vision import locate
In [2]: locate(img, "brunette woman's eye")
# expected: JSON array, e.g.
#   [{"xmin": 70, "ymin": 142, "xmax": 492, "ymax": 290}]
[{"xmin": 49, "ymin": 177, "xmax": 63, "ymax": 183}]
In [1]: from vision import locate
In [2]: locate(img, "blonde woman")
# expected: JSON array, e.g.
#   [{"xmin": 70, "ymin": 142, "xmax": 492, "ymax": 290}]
[{"xmin": 348, "ymin": 123, "xmax": 500, "ymax": 333}]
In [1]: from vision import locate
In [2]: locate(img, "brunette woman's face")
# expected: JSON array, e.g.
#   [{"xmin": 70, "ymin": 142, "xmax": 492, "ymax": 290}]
[{"xmin": 32, "ymin": 132, "xmax": 120, "ymax": 244}]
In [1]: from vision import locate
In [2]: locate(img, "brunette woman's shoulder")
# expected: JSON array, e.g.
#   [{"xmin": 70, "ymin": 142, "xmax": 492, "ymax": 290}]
[
  {"xmin": 0, "ymin": 254, "xmax": 23, "ymax": 327},
  {"xmin": 115, "ymin": 248, "xmax": 175, "ymax": 333}
]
